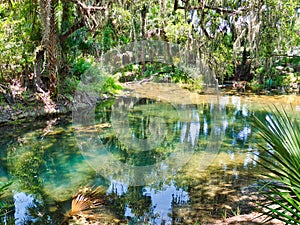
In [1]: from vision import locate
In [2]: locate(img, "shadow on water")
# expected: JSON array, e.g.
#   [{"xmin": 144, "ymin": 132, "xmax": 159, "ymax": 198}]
[{"xmin": 0, "ymin": 93, "xmax": 299, "ymax": 224}]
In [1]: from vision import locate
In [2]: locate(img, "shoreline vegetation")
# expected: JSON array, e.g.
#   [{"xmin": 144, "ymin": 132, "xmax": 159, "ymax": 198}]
[{"xmin": 0, "ymin": 81, "xmax": 299, "ymax": 125}]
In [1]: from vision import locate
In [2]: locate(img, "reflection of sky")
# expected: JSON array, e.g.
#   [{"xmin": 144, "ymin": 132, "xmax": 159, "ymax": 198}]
[
  {"xmin": 219, "ymin": 96, "xmax": 229, "ymax": 109},
  {"xmin": 14, "ymin": 192, "xmax": 38, "ymax": 225},
  {"xmin": 189, "ymin": 110, "xmax": 200, "ymax": 146},
  {"xmin": 231, "ymin": 96, "xmax": 241, "ymax": 112},
  {"xmin": 107, "ymin": 179, "xmax": 128, "ymax": 196},
  {"xmin": 124, "ymin": 204, "xmax": 135, "ymax": 217},
  {"xmin": 244, "ymin": 148, "xmax": 252, "ymax": 169},
  {"xmin": 223, "ymin": 118, "xmax": 229, "ymax": 131},
  {"xmin": 237, "ymin": 126, "xmax": 251, "ymax": 141},
  {"xmin": 243, "ymin": 146, "xmax": 259, "ymax": 169},
  {"xmin": 203, "ymin": 117, "xmax": 208, "ymax": 136},
  {"xmin": 109, "ymin": 179, "xmax": 189, "ymax": 225},
  {"xmin": 180, "ymin": 110, "xmax": 200, "ymax": 147},
  {"xmin": 242, "ymin": 105, "xmax": 248, "ymax": 117},
  {"xmin": 180, "ymin": 123, "xmax": 187, "ymax": 143},
  {"xmin": 142, "ymin": 182, "xmax": 189, "ymax": 225},
  {"xmin": 253, "ymin": 148, "xmax": 259, "ymax": 166}
]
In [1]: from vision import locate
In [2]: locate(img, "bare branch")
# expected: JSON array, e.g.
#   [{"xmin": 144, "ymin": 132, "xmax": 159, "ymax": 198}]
[
  {"xmin": 178, "ymin": 4, "xmax": 248, "ymax": 15},
  {"xmin": 71, "ymin": 0, "xmax": 109, "ymax": 12},
  {"xmin": 69, "ymin": 0, "xmax": 111, "ymax": 30}
]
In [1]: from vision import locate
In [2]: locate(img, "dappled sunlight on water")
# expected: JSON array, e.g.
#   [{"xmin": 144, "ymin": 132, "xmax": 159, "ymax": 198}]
[{"xmin": 1, "ymin": 86, "xmax": 300, "ymax": 224}]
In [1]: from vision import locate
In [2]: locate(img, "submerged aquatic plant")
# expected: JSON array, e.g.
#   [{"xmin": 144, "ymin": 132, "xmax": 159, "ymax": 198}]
[{"xmin": 252, "ymin": 106, "xmax": 300, "ymax": 224}]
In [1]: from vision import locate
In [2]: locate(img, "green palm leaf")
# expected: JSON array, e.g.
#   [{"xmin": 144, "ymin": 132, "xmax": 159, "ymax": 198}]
[
  {"xmin": 0, "ymin": 181, "xmax": 14, "ymax": 224},
  {"xmin": 252, "ymin": 106, "xmax": 300, "ymax": 224}
]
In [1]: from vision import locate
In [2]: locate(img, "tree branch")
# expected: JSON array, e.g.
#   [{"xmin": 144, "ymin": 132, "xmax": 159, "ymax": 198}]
[
  {"xmin": 199, "ymin": 7, "xmax": 213, "ymax": 39},
  {"xmin": 69, "ymin": 0, "xmax": 111, "ymax": 30},
  {"xmin": 178, "ymin": 4, "xmax": 247, "ymax": 15},
  {"xmin": 71, "ymin": 0, "xmax": 109, "ymax": 12}
]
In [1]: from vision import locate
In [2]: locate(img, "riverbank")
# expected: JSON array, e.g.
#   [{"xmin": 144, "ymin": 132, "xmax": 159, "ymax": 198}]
[
  {"xmin": 0, "ymin": 101, "xmax": 72, "ymax": 125},
  {"xmin": 1, "ymin": 82, "xmax": 299, "ymax": 125}
]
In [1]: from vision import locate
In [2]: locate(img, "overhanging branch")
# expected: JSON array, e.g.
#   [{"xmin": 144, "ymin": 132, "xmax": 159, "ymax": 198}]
[
  {"xmin": 71, "ymin": 0, "xmax": 109, "ymax": 12},
  {"xmin": 178, "ymin": 4, "xmax": 248, "ymax": 15},
  {"xmin": 69, "ymin": 0, "xmax": 111, "ymax": 30}
]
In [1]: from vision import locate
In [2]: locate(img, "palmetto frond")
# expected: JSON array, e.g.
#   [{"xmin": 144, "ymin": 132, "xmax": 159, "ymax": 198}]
[
  {"xmin": 252, "ymin": 106, "xmax": 300, "ymax": 224},
  {"xmin": 69, "ymin": 186, "xmax": 105, "ymax": 216},
  {"xmin": 0, "ymin": 182, "xmax": 14, "ymax": 224}
]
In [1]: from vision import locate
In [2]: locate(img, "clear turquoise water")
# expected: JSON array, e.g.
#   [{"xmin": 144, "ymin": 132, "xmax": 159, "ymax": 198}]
[{"xmin": 0, "ymin": 95, "xmax": 298, "ymax": 224}]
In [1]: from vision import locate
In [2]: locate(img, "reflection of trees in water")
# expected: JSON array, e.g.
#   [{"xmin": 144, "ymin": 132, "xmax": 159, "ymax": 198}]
[
  {"xmin": 1, "ymin": 96, "xmax": 284, "ymax": 224},
  {"xmin": 172, "ymin": 165, "xmax": 262, "ymax": 224},
  {"xmin": 107, "ymin": 181, "xmax": 190, "ymax": 224},
  {"xmin": 97, "ymin": 97, "xmax": 200, "ymax": 167},
  {"xmin": 108, "ymin": 185, "xmax": 151, "ymax": 221}
]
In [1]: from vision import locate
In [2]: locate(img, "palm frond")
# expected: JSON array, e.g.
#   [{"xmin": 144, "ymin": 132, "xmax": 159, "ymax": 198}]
[
  {"xmin": 0, "ymin": 182, "xmax": 14, "ymax": 224},
  {"xmin": 60, "ymin": 186, "xmax": 106, "ymax": 225},
  {"xmin": 252, "ymin": 106, "xmax": 300, "ymax": 224},
  {"xmin": 69, "ymin": 186, "xmax": 105, "ymax": 216},
  {"xmin": 0, "ymin": 181, "xmax": 12, "ymax": 197}
]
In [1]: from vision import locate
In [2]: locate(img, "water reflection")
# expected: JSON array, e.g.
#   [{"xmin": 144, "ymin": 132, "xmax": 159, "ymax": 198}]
[
  {"xmin": 74, "ymin": 96, "xmax": 218, "ymax": 187},
  {"xmin": 107, "ymin": 179, "xmax": 189, "ymax": 224},
  {"xmin": 1, "ymin": 95, "xmax": 299, "ymax": 224},
  {"xmin": 142, "ymin": 182, "xmax": 189, "ymax": 224},
  {"xmin": 14, "ymin": 192, "xmax": 39, "ymax": 225}
]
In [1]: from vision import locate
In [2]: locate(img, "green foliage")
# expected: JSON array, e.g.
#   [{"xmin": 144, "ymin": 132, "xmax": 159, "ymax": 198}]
[
  {"xmin": 164, "ymin": 12, "xmax": 191, "ymax": 44},
  {"xmin": 102, "ymin": 21, "xmax": 117, "ymax": 52},
  {"xmin": 114, "ymin": 60, "xmax": 204, "ymax": 90},
  {"xmin": 252, "ymin": 55, "xmax": 300, "ymax": 90},
  {"xmin": 0, "ymin": 0, "xmax": 299, "ymax": 98},
  {"xmin": 62, "ymin": 57, "xmax": 93, "ymax": 100},
  {"xmin": 249, "ymin": 79, "xmax": 264, "ymax": 92},
  {"xmin": 64, "ymin": 28, "xmax": 101, "ymax": 65},
  {"xmin": 0, "ymin": 182, "xmax": 12, "ymax": 199},
  {"xmin": 0, "ymin": 1, "xmax": 39, "ymax": 81},
  {"xmin": 0, "ymin": 181, "xmax": 14, "ymax": 224},
  {"xmin": 252, "ymin": 107, "xmax": 300, "ymax": 224},
  {"xmin": 116, "ymin": 63, "xmax": 142, "ymax": 82},
  {"xmin": 71, "ymin": 57, "xmax": 93, "ymax": 77},
  {"xmin": 77, "ymin": 65, "xmax": 123, "ymax": 99},
  {"xmin": 62, "ymin": 75, "xmax": 80, "ymax": 101},
  {"xmin": 102, "ymin": 76, "xmax": 123, "ymax": 95}
]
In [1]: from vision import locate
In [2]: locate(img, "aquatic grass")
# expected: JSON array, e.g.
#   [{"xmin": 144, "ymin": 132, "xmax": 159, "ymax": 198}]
[{"xmin": 252, "ymin": 106, "xmax": 300, "ymax": 224}]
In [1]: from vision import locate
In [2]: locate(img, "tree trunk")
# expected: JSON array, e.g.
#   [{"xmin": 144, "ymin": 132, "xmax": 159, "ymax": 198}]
[
  {"xmin": 47, "ymin": 0, "xmax": 58, "ymax": 99},
  {"xmin": 141, "ymin": 4, "xmax": 147, "ymax": 72}
]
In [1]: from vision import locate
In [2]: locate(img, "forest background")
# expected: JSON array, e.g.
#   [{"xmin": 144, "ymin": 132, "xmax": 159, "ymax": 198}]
[{"xmin": 0, "ymin": 0, "xmax": 300, "ymax": 112}]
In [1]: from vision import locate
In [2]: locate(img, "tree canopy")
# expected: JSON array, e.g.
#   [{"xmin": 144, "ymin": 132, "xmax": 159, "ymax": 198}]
[{"xmin": 0, "ymin": 0, "xmax": 299, "ymax": 101}]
